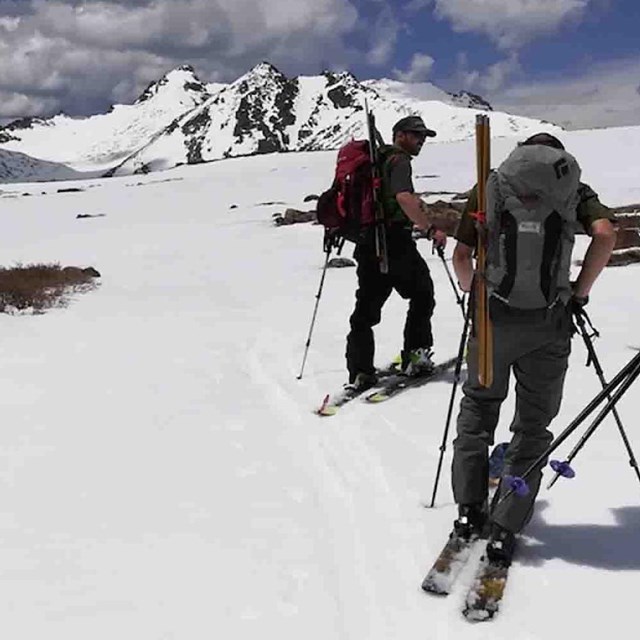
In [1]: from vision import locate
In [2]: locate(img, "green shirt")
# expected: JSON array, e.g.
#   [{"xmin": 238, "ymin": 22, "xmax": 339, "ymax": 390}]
[
  {"xmin": 379, "ymin": 145, "xmax": 413, "ymax": 226},
  {"xmin": 455, "ymin": 182, "xmax": 615, "ymax": 247}
]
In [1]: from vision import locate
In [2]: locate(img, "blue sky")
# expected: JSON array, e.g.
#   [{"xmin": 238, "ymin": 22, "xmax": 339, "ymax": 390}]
[
  {"xmin": 0, "ymin": 0, "xmax": 638, "ymax": 129},
  {"xmin": 379, "ymin": 0, "xmax": 638, "ymax": 90}
]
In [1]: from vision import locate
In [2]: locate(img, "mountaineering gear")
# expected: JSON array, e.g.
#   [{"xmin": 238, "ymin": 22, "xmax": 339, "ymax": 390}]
[
  {"xmin": 316, "ymin": 104, "xmax": 390, "ymax": 259},
  {"xmin": 521, "ymin": 132, "xmax": 565, "ymax": 150},
  {"xmin": 347, "ymin": 371, "xmax": 378, "ymax": 390},
  {"xmin": 455, "ymin": 182, "xmax": 614, "ymax": 250},
  {"xmin": 454, "ymin": 504, "xmax": 487, "ymax": 541},
  {"xmin": 365, "ymin": 355, "xmax": 456, "ymax": 403},
  {"xmin": 317, "ymin": 356, "xmax": 456, "ymax": 416},
  {"xmin": 462, "ymin": 551, "xmax": 511, "ymax": 621},
  {"xmin": 474, "ymin": 114, "xmax": 493, "ymax": 388},
  {"xmin": 485, "ymin": 523, "xmax": 517, "ymax": 567},
  {"xmin": 366, "ymin": 104, "xmax": 389, "ymax": 275},
  {"xmin": 427, "ymin": 294, "xmax": 472, "ymax": 508},
  {"xmin": 392, "ymin": 115, "xmax": 437, "ymax": 138},
  {"xmin": 488, "ymin": 442, "xmax": 509, "ymax": 486},
  {"xmin": 345, "ymin": 226, "xmax": 435, "ymax": 382},
  {"xmin": 402, "ymin": 346, "xmax": 435, "ymax": 376},
  {"xmin": 547, "ymin": 308, "xmax": 640, "ymax": 490},
  {"xmin": 484, "ymin": 143, "xmax": 582, "ymax": 310},
  {"xmin": 297, "ymin": 247, "xmax": 333, "ymax": 380},
  {"xmin": 497, "ymin": 348, "xmax": 640, "ymax": 505},
  {"xmin": 316, "ymin": 139, "xmax": 377, "ymax": 243}
]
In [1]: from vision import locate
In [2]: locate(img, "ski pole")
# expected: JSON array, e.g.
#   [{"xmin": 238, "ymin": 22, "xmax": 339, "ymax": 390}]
[
  {"xmin": 297, "ymin": 247, "xmax": 333, "ymax": 380},
  {"xmin": 547, "ymin": 309, "xmax": 640, "ymax": 489},
  {"xmin": 428, "ymin": 293, "xmax": 471, "ymax": 508},
  {"xmin": 496, "ymin": 349, "xmax": 640, "ymax": 505},
  {"xmin": 436, "ymin": 245, "xmax": 465, "ymax": 318}
]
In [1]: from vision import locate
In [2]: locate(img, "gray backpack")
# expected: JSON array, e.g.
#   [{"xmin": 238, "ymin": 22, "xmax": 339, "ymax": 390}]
[{"xmin": 485, "ymin": 144, "xmax": 581, "ymax": 309}]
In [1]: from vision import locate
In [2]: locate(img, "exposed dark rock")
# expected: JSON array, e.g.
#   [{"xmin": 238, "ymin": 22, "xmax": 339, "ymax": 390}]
[
  {"xmin": 327, "ymin": 85, "xmax": 356, "ymax": 109},
  {"xmin": 273, "ymin": 208, "xmax": 316, "ymax": 226},
  {"xmin": 62, "ymin": 265, "xmax": 101, "ymax": 278},
  {"xmin": 57, "ymin": 187, "xmax": 83, "ymax": 193},
  {"xmin": 449, "ymin": 91, "xmax": 493, "ymax": 111},
  {"xmin": 328, "ymin": 257, "xmax": 355, "ymax": 268},
  {"xmin": 3, "ymin": 116, "xmax": 44, "ymax": 131},
  {"xmin": 608, "ymin": 249, "xmax": 640, "ymax": 267},
  {"xmin": 613, "ymin": 227, "xmax": 640, "ymax": 250},
  {"xmin": 304, "ymin": 194, "xmax": 320, "ymax": 202},
  {"xmin": 0, "ymin": 130, "xmax": 19, "ymax": 143}
]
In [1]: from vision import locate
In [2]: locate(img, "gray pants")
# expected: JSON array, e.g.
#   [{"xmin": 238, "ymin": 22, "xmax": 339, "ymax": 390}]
[{"xmin": 452, "ymin": 302, "xmax": 572, "ymax": 533}]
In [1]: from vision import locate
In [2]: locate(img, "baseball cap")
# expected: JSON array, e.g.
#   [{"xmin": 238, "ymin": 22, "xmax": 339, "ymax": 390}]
[{"xmin": 392, "ymin": 115, "xmax": 437, "ymax": 138}]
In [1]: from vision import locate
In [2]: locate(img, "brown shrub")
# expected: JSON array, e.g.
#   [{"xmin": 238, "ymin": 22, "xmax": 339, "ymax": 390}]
[{"xmin": 0, "ymin": 263, "xmax": 100, "ymax": 314}]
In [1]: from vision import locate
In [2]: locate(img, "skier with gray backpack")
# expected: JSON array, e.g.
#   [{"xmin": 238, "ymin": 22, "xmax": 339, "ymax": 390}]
[{"xmin": 449, "ymin": 132, "xmax": 616, "ymax": 567}]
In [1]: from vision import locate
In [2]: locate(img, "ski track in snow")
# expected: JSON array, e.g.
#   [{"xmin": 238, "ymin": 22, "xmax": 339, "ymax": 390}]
[{"xmin": 247, "ymin": 336, "xmax": 430, "ymax": 638}]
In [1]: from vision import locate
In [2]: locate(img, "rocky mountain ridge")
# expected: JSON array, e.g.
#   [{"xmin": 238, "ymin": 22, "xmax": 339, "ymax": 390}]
[{"xmin": 0, "ymin": 62, "xmax": 562, "ymax": 181}]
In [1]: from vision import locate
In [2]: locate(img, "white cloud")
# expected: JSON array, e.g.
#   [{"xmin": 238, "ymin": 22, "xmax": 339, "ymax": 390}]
[
  {"xmin": 456, "ymin": 52, "xmax": 522, "ymax": 92},
  {"xmin": 366, "ymin": 3, "xmax": 402, "ymax": 66},
  {"xmin": 434, "ymin": 0, "xmax": 591, "ymax": 49},
  {"xmin": 489, "ymin": 56, "xmax": 640, "ymax": 130},
  {"xmin": 0, "ymin": 0, "xmax": 363, "ymax": 118},
  {"xmin": 393, "ymin": 53, "xmax": 435, "ymax": 82}
]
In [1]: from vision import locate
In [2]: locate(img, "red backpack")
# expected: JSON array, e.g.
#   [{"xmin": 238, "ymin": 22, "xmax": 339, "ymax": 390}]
[{"xmin": 316, "ymin": 139, "xmax": 377, "ymax": 243}]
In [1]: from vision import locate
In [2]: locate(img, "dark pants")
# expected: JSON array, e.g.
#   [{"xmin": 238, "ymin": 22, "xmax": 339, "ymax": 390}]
[
  {"xmin": 346, "ymin": 226, "xmax": 435, "ymax": 381},
  {"xmin": 451, "ymin": 301, "xmax": 572, "ymax": 533}
]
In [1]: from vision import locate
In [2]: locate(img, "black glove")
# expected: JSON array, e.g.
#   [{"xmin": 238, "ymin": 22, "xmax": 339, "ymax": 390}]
[{"xmin": 323, "ymin": 229, "xmax": 341, "ymax": 253}]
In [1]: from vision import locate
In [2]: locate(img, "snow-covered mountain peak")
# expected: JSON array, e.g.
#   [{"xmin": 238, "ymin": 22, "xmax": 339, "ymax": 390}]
[
  {"xmin": 237, "ymin": 61, "xmax": 287, "ymax": 86},
  {"xmin": 135, "ymin": 65, "xmax": 209, "ymax": 105}
]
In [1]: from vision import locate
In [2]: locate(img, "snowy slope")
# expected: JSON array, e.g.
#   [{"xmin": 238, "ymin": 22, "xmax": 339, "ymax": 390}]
[
  {"xmin": 0, "ymin": 126, "xmax": 637, "ymax": 639},
  {"xmin": 0, "ymin": 148, "xmax": 92, "ymax": 183},
  {"xmin": 0, "ymin": 66, "xmax": 210, "ymax": 172}
]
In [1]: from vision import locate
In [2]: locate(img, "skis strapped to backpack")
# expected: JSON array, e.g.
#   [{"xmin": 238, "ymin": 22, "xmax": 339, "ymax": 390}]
[
  {"xmin": 365, "ymin": 101, "xmax": 389, "ymax": 274},
  {"xmin": 473, "ymin": 115, "xmax": 493, "ymax": 388}
]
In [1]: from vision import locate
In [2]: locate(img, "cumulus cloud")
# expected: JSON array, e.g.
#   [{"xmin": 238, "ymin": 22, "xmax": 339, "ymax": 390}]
[
  {"xmin": 456, "ymin": 52, "xmax": 522, "ymax": 93},
  {"xmin": 489, "ymin": 56, "xmax": 640, "ymax": 130},
  {"xmin": 434, "ymin": 0, "xmax": 591, "ymax": 49},
  {"xmin": 365, "ymin": 3, "xmax": 402, "ymax": 67},
  {"xmin": 0, "ymin": 0, "xmax": 363, "ymax": 118},
  {"xmin": 393, "ymin": 53, "xmax": 435, "ymax": 82}
]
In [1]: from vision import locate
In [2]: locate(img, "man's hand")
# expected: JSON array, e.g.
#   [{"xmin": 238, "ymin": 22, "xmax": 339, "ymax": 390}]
[{"xmin": 430, "ymin": 228, "xmax": 447, "ymax": 249}]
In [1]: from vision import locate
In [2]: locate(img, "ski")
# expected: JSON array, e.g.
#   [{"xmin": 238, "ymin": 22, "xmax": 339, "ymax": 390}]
[
  {"xmin": 462, "ymin": 554, "xmax": 511, "ymax": 622},
  {"xmin": 365, "ymin": 356, "xmax": 457, "ymax": 403},
  {"xmin": 421, "ymin": 532, "xmax": 480, "ymax": 595},
  {"xmin": 422, "ymin": 447, "xmax": 506, "ymax": 596},
  {"xmin": 316, "ymin": 361, "xmax": 402, "ymax": 416}
]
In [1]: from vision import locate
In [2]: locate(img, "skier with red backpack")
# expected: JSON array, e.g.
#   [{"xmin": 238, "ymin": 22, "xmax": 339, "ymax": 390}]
[{"xmin": 326, "ymin": 115, "xmax": 447, "ymax": 390}]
